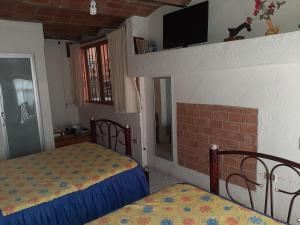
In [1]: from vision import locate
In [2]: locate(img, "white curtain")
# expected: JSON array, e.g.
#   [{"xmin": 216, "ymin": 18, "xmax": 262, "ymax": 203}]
[
  {"xmin": 107, "ymin": 26, "xmax": 140, "ymax": 113},
  {"xmin": 70, "ymin": 44, "xmax": 86, "ymax": 107}
]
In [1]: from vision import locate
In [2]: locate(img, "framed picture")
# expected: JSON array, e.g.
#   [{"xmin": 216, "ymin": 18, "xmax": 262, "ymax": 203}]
[{"xmin": 133, "ymin": 37, "xmax": 147, "ymax": 54}]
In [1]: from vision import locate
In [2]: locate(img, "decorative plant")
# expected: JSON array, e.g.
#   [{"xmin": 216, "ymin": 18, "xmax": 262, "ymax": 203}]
[
  {"xmin": 253, "ymin": 0, "xmax": 286, "ymax": 19},
  {"xmin": 251, "ymin": 0, "xmax": 286, "ymax": 35}
]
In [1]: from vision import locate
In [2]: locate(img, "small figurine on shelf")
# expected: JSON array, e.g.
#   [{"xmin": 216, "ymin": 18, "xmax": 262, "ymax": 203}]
[{"xmin": 224, "ymin": 17, "xmax": 253, "ymax": 42}]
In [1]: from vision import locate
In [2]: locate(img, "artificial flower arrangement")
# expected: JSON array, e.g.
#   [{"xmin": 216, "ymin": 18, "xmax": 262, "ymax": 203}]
[{"xmin": 251, "ymin": 0, "xmax": 286, "ymax": 35}]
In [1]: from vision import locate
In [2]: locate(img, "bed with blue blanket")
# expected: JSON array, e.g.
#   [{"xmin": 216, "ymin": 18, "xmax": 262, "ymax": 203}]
[{"xmin": 0, "ymin": 119, "xmax": 149, "ymax": 225}]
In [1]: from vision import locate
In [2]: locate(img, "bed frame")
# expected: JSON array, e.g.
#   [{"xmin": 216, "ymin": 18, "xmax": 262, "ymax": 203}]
[
  {"xmin": 90, "ymin": 118, "xmax": 150, "ymax": 185},
  {"xmin": 209, "ymin": 144, "xmax": 300, "ymax": 224},
  {"xmin": 90, "ymin": 118, "xmax": 132, "ymax": 156}
]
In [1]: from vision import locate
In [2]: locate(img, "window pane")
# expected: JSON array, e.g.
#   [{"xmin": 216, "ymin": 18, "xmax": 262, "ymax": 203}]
[
  {"xmin": 86, "ymin": 47, "xmax": 101, "ymax": 102},
  {"xmin": 100, "ymin": 42, "xmax": 112, "ymax": 102},
  {"xmin": 82, "ymin": 40, "xmax": 113, "ymax": 104}
]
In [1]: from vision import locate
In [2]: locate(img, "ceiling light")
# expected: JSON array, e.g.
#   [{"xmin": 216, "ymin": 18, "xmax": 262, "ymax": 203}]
[{"xmin": 90, "ymin": 0, "xmax": 97, "ymax": 15}]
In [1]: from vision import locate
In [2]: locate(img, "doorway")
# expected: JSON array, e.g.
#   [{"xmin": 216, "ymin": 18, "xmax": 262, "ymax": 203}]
[{"xmin": 0, "ymin": 54, "xmax": 44, "ymax": 159}]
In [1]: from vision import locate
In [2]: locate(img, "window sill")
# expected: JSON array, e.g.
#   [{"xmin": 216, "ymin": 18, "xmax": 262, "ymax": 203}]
[{"xmin": 85, "ymin": 101, "xmax": 113, "ymax": 106}]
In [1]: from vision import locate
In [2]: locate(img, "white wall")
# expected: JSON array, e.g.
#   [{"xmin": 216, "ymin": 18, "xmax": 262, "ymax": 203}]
[
  {"xmin": 144, "ymin": 0, "xmax": 300, "ymax": 48},
  {"xmin": 44, "ymin": 40, "xmax": 79, "ymax": 129},
  {"xmin": 0, "ymin": 20, "xmax": 54, "ymax": 150},
  {"xmin": 127, "ymin": 13, "xmax": 300, "ymax": 222}
]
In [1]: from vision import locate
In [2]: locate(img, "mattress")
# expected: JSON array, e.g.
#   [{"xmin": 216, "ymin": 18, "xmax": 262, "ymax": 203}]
[
  {"xmin": 87, "ymin": 183, "xmax": 283, "ymax": 225},
  {"xmin": 0, "ymin": 142, "xmax": 149, "ymax": 225}
]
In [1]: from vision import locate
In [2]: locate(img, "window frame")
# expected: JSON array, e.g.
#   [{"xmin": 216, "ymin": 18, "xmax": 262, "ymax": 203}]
[{"xmin": 81, "ymin": 40, "xmax": 113, "ymax": 105}]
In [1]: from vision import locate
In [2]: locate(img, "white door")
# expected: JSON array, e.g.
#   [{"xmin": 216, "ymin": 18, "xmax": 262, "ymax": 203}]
[{"xmin": 0, "ymin": 54, "xmax": 44, "ymax": 159}]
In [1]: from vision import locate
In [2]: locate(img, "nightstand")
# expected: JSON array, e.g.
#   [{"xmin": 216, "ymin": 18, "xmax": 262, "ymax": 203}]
[{"xmin": 55, "ymin": 133, "xmax": 91, "ymax": 148}]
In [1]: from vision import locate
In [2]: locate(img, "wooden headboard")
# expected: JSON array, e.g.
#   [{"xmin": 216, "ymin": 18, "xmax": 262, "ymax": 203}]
[
  {"xmin": 209, "ymin": 144, "xmax": 300, "ymax": 224},
  {"xmin": 90, "ymin": 118, "xmax": 132, "ymax": 157}
]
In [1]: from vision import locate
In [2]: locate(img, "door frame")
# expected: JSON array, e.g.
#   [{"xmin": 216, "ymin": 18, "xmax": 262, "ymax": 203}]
[{"xmin": 0, "ymin": 53, "xmax": 45, "ymax": 159}]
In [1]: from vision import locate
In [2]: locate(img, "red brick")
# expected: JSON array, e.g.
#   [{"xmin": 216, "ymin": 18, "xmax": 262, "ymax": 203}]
[
  {"xmin": 183, "ymin": 124, "xmax": 199, "ymax": 133},
  {"xmin": 211, "ymin": 129, "xmax": 229, "ymax": 138},
  {"xmin": 185, "ymin": 160, "xmax": 198, "ymax": 171},
  {"xmin": 183, "ymin": 131, "xmax": 197, "ymax": 140},
  {"xmin": 241, "ymin": 161, "xmax": 257, "ymax": 171},
  {"xmin": 209, "ymin": 136, "xmax": 222, "ymax": 146},
  {"xmin": 213, "ymin": 112, "xmax": 228, "ymax": 120},
  {"xmin": 211, "ymin": 105, "xmax": 226, "ymax": 112},
  {"xmin": 36, "ymin": 6, "xmax": 57, "ymax": 15},
  {"xmin": 195, "ymin": 118, "xmax": 209, "ymax": 127},
  {"xmin": 244, "ymin": 108, "xmax": 258, "ymax": 115},
  {"xmin": 0, "ymin": 10, "xmax": 12, "ymax": 17},
  {"xmin": 106, "ymin": 1, "xmax": 126, "ymax": 8},
  {"xmin": 177, "ymin": 115, "xmax": 184, "ymax": 123},
  {"xmin": 223, "ymin": 121, "xmax": 240, "ymax": 131},
  {"xmin": 197, "ymin": 134, "xmax": 209, "ymax": 144},
  {"xmin": 239, "ymin": 142, "xmax": 257, "ymax": 152},
  {"xmin": 198, "ymin": 143, "xmax": 209, "ymax": 152},
  {"xmin": 226, "ymin": 106, "xmax": 243, "ymax": 113},
  {"xmin": 240, "ymin": 124, "xmax": 257, "ymax": 134},
  {"xmin": 184, "ymin": 140, "xmax": 199, "ymax": 148},
  {"xmin": 177, "ymin": 130, "xmax": 183, "ymax": 137},
  {"xmin": 199, "ymin": 111, "xmax": 213, "ymax": 119},
  {"xmin": 199, "ymin": 127, "xmax": 213, "ymax": 135},
  {"xmin": 223, "ymin": 156, "xmax": 239, "ymax": 168},
  {"xmin": 243, "ymin": 134, "xmax": 257, "ymax": 144},
  {"xmin": 183, "ymin": 117, "xmax": 194, "ymax": 124},
  {"xmin": 228, "ymin": 113, "xmax": 245, "ymax": 123},
  {"xmin": 222, "ymin": 138, "xmax": 239, "ymax": 149},
  {"xmin": 177, "ymin": 103, "xmax": 258, "ymax": 185},
  {"xmin": 177, "ymin": 104, "xmax": 184, "ymax": 114},
  {"xmin": 245, "ymin": 114, "xmax": 258, "ymax": 124},
  {"xmin": 228, "ymin": 131, "xmax": 245, "ymax": 142},
  {"xmin": 198, "ymin": 104, "xmax": 225, "ymax": 112},
  {"xmin": 209, "ymin": 120, "xmax": 223, "ymax": 129},
  {"xmin": 196, "ymin": 165, "xmax": 209, "ymax": 174}
]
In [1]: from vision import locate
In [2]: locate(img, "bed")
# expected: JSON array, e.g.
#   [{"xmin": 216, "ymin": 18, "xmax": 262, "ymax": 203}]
[
  {"xmin": 0, "ymin": 119, "xmax": 149, "ymax": 225},
  {"xmin": 87, "ymin": 144, "xmax": 300, "ymax": 225}
]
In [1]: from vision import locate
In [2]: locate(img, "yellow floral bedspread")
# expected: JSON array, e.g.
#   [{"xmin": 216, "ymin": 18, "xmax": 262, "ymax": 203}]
[
  {"xmin": 0, "ymin": 142, "xmax": 137, "ymax": 216},
  {"xmin": 87, "ymin": 184, "xmax": 283, "ymax": 225}
]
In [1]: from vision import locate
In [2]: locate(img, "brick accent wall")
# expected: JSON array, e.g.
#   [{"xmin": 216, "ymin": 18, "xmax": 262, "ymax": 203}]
[{"xmin": 177, "ymin": 103, "xmax": 258, "ymax": 187}]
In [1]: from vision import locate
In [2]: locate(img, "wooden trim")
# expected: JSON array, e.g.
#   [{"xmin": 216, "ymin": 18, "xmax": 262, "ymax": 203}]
[
  {"xmin": 86, "ymin": 100, "xmax": 113, "ymax": 105},
  {"xmin": 96, "ymin": 44, "xmax": 105, "ymax": 101},
  {"xmin": 81, "ymin": 40, "xmax": 108, "ymax": 50},
  {"xmin": 81, "ymin": 40, "xmax": 113, "ymax": 105},
  {"xmin": 83, "ymin": 49, "xmax": 92, "ymax": 101}
]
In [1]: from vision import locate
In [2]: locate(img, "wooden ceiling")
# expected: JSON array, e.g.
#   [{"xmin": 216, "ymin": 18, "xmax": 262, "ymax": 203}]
[{"xmin": 0, "ymin": 0, "xmax": 190, "ymax": 40}]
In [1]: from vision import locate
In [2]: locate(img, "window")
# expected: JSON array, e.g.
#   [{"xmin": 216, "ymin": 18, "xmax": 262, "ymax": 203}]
[{"xmin": 82, "ymin": 40, "xmax": 113, "ymax": 104}]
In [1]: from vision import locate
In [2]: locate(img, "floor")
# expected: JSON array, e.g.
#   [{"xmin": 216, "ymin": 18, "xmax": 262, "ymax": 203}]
[{"xmin": 149, "ymin": 167, "xmax": 182, "ymax": 194}]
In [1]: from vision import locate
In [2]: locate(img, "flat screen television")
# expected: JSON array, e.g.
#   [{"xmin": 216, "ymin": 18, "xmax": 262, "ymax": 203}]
[{"xmin": 163, "ymin": 1, "xmax": 208, "ymax": 49}]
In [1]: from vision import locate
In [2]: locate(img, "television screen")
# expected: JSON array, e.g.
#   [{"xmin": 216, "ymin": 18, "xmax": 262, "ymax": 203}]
[{"xmin": 163, "ymin": 1, "xmax": 208, "ymax": 49}]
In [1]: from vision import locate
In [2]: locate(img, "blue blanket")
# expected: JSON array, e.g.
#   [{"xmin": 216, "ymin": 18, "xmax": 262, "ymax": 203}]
[{"xmin": 0, "ymin": 166, "xmax": 149, "ymax": 225}]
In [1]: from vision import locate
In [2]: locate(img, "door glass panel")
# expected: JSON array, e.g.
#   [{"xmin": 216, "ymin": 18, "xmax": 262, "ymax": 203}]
[{"xmin": 0, "ymin": 57, "xmax": 42, "ymax": 158}]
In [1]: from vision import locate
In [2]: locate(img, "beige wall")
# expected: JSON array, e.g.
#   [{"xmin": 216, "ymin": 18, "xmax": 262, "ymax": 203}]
[{"xmin": 0, "ymin": 20, "xmax": 54, "ymax": 150}]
